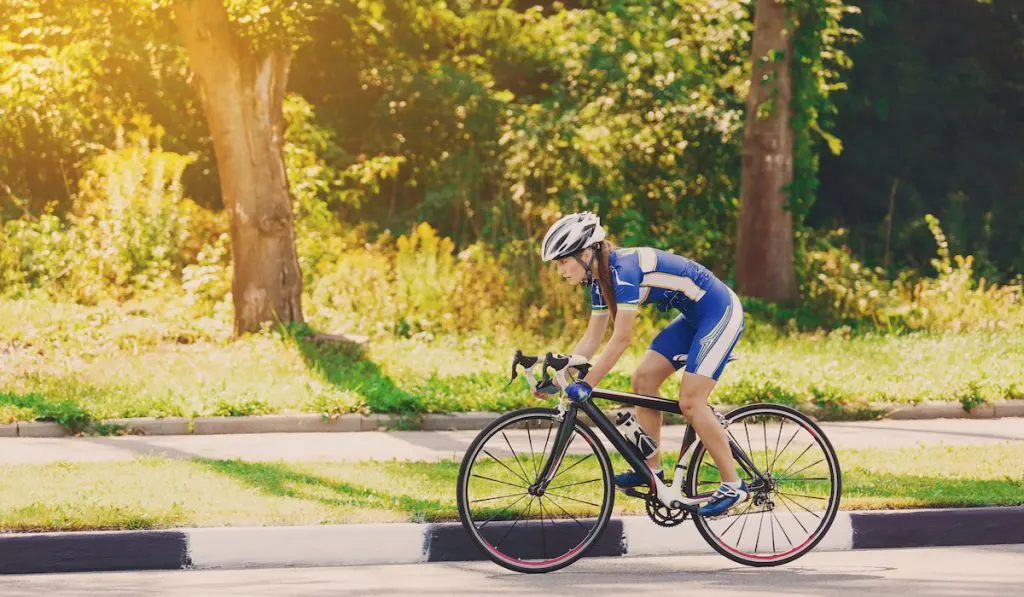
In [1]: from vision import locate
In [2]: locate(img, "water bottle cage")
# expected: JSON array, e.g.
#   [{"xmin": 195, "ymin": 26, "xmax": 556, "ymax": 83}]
[{"xmin": 615, "ymin": 410, "xmax": 659, "ymax": 459}]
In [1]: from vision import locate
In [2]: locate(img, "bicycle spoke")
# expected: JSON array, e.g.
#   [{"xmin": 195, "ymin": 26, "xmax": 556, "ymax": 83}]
[
  {"xmin": 471, "ymin": 473, "xmax": 528, "ymax": 491},
  {"xmin": 493, "ymin": 496, "xmax": 533, "ymax": 550},
  {"xmin": 735, "ymin": 503, "xmax": 753, "ymax": 546},
  {"xmin": 477, "ymin": 493, "xmax": 530, "ymax": 530},
  {"xmin": 777, "ymin": 492, "xmax": 811, "ymax": 535},
  {"xmin": 718, "ymin": 499, "xmax": 757, "ymax": 537},
  {"xmin": 743, "ymin": 421, "xmax": 755, "ymax": 473},
  {"xmin": 546, "ymin": 433, "xmax": 580, "ymax": 482},
  {"xmin": 540, "ymin": 422, "xmax": 554, "ymax": 470},
  {"xmin": 769, "ymin": 508, "xmax": 795, "ymax": 549},
  {"xmin": 754, "ymin": 508, "xmax": 766, "ymax": 553},
  {"xmin": 769, "ymin": 419, "xmax": 785, "ymax": 473},
  {"xmin": 776, "ymin": 491, "xmax": 824, "ymax": 520},
  {"xmin": 770, "ymin": 428, "xmax": 801, "ymax": 473},
  {"xmin": 483, "ymin": 449, "xmax": 529, "ymax": 484},
  {"xmin": 541, "ymin": 493, "xmax": 592, "ymax": 531},
  {"xmin": 527, "ymin": 426, "xmax": 538, "ymax": 478},
  {"xmin": 762, "ymin": 418, "xmax": 769, "ymax": 474},
  {"xmin": 544, "ymin": 491, "xmax": 602, "ymax": 509},
  {"xmin": 550, "ymin": 449, "xmax": 593, "ymax": 483},
  {"xmin": 777, "ymin": 458, "xmax": 825, "ymax": 482},
  {"xmin": 471, "ymin": 490, "xmax": 531, "ymax": 505},
  {"xmin": 545, "ymin": 477, "xmax": 602, "ymax": 492},
  {"xmin": 775, "ymin": 443, "xmax": 814, "ymax": 479},
  {"xmin": 777, "ymin": 490, "xmax": 829, "ymax": 501},
  {"xmin": 538, "ymin": 496, "xmax": 548, "ymax": 560},
  {"xmin": 502, "ymin": 431, "xmax": 531, "ymax": 483}
]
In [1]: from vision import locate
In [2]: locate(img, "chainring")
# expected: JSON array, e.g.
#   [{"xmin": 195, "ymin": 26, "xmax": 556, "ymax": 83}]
[
  {"xmin": 621, "ymin": 486, "xmax": 690, "ymax": 527},
  {"xmin": 646, "ymin": 498, "xmax": 688, "ymax": 527}
]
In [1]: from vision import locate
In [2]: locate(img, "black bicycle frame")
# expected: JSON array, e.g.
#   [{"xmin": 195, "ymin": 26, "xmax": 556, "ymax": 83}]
[{"xmin": 533, "ymin": 388, "xmax": 767, "ymax": 493}]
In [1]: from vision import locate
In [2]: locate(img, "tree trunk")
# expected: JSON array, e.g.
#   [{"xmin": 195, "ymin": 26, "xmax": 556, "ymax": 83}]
[
  {"xmin": 736, "ymin": 0, "xmax": 798, "ymax": 302},
  {"xmin": 173, "ymin": 0, "xmax": 304, "ymax": 335}
]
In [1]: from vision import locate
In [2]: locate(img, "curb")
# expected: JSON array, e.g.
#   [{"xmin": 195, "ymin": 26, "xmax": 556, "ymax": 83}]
[
  {"xmin": 1, "ymin": 507, "xmax": 1022, "ymax": 574},
  {"xmin": 2, "ymin": 400, "xmax": 1022, "ymax": 438},
  {"xmin": 0, "ymin": 412, "xmax": 507, "ymax": 438}
]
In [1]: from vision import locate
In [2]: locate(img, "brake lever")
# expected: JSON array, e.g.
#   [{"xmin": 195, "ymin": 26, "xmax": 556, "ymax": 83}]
[{"xmin": 507, "ymin": 350, "xmax": 522, "ymax": 387}]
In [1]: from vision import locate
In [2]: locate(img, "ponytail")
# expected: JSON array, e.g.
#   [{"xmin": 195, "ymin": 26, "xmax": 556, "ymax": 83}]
[{"xmin": 595, "ymin": 240, "xmax": 618, "ymax": 320}]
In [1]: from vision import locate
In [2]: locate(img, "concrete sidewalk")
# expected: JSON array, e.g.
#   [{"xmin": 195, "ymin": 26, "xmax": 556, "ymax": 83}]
[{"xmin": 1, "ymin": 416, "xmax": 1021, "ymax": 466}]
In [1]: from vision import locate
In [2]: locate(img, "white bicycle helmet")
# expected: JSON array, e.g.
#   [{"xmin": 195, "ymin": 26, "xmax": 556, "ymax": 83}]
[{"xmin": 540, "ymin": 211, "xmax": 607, "ymax": 262}]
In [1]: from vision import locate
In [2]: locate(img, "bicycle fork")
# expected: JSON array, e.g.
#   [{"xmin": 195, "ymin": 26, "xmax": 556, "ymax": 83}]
[{"xmin": 528, "ymin": 404, "xmax": 580, "ymax": 497}]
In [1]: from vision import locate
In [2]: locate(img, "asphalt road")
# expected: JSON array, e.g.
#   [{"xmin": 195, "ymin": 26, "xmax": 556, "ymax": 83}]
[{"xmin": 0, "ymin": 545, "xmax": 1020, "ymax": 596}]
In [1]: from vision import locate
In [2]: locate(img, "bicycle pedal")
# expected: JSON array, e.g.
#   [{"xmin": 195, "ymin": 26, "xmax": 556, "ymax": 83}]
[{"xmin": 620, "ymin": 487, "xmax": 654, "ymax": 500}]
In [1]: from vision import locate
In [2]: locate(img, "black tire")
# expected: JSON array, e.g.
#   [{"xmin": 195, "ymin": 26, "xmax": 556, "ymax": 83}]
[
  {"xmin": 686, "ymin": 403, "xmax": 842, "ymax": 567},
  {"xmin": 456, "ymin": 407, "xmax": 615, "ymax": 574}
]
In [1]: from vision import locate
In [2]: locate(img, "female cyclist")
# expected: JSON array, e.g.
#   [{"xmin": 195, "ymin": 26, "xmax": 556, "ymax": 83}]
[{"xmin": 539, "ymin": 211, "xmax": 746, "ymax": 517}]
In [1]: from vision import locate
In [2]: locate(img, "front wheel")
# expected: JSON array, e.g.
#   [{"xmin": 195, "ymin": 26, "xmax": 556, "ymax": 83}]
[
  {"xmin": 686, "ymin": 403, "xmax": 842, "ymax": 567},
  {"xmin": 456, "ymin": 407, "xmax": 615, "ymax": 574}
]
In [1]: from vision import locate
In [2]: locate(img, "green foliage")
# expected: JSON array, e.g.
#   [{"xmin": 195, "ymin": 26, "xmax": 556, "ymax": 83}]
[
  {"xmin": 815, "ymin": 0, "xmax": 1024, "ymax": 278},
  {"xmin": 0, "ymin": 0, "xmax": 198, "ymax": 212},
  {"xmin": 209, "ymin": 395, "xmax": 276, "ymax": 417},
  {"xmin": 793, "ymin": 214, "xmax": 1024, "ymax": 333},
  {"xmin": 223, "ymin": 0, "xmax": 337, "ymax": 52},
  {"xmin": 0, "ymin": 118, "xmax": 224, "ymax": 304},
  {"xmin": 0, "ymin": 392, "xmax": 91, "ymax": 432},
  {"xmin": 784, "ymin": 0, "xmax": 860, "ymax": 226}
]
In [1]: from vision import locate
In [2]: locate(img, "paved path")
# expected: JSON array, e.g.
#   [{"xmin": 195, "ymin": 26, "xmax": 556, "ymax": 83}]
[
  {"xmin": 0, "ymin": 545, "xmax": 1021, "ymax": 596},
  {"xmin": 0, "ymin": 417, "xmax": 1021, "ymax": 466}
]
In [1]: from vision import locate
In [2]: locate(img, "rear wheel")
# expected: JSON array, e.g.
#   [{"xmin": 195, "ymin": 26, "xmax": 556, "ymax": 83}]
[
  {"xmin": 456, "ymin": 407, "xmax": 615, "ymax": 574},
  {"xmin": 686, "ymin": 403, "xmax": 842, "ymax": 567}
]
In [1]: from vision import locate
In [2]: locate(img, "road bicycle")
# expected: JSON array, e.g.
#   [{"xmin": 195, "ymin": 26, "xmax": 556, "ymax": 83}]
[{"xmin": 456, "ymin": 351, "xmax": 842, "ymax": 573}]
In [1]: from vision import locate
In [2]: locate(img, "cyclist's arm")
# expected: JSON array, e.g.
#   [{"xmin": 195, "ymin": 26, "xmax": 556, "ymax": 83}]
[
  {"xmin": 580, "ymin": 308, "xmax": 637, "ymax": 388},
  {"xmin": 572, "ymin": 312, "xmax": 610, "ymax": 359}
]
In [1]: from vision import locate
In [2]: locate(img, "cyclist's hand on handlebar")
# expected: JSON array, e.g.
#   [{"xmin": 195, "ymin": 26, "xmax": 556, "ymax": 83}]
[
  {"xmin": 531, "ymin": 377, "xmax": 561, "ymax": 399},
  {"xmin": 565, "ymin": 380, "xmax": 593, "ymax": 403}
]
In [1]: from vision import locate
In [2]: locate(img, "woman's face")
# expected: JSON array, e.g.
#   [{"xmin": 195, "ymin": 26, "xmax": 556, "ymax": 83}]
[{"xmin": 554, "ymin": 249, "xmax": 592, "ymax": 285}]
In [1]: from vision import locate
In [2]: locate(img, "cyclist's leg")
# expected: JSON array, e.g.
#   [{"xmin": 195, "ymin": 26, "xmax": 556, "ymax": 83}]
[
  {"xmin": 678, "ymin": 286, "xmax": 746, "ymax": 515},
  {"xmin": 630, "ymin": 349, "xmax": 678, "ymax": 470},
  {"xmin": 614, "ymin": 316, "xmax": 694, "ymax": 487}
]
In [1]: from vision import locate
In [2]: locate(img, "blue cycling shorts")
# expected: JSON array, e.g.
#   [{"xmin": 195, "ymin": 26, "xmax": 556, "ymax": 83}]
[{"xmin": 648, "ymin": 281, "xmax": 744, "ymax": 381}]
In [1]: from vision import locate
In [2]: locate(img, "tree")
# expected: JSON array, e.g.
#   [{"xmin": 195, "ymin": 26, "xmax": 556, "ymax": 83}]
[
  {"xmin": 736, "ymin": 0, "xmax": 798, "ymax": 302},
  {"xmin": 172, "ymin": 0, "xmax": 305, "ymax": 334}
]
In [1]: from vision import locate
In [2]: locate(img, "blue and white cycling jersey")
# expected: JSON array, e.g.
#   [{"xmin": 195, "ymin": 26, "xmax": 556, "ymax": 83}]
[
  {"xmin": 590, "ymin": 247, "xmax": 719, "ymax": 315},
  {"xmin": 590, "ymin": 247, "xmax": 744, "ymax": 380}
]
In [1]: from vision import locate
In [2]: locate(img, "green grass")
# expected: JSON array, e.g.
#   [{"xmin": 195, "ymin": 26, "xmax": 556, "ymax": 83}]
[
  {"xmin": 2, "ymin": 296, "xmax": 1024, "ymax": 429},
  {"xmin": 0, "ymin": 443, "xmax": 1021, "ymax": 532}
]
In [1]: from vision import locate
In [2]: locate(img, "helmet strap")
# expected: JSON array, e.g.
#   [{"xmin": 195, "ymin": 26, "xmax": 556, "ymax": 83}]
[{"xmin": 573, "ymin": 245, "xmax": 600, "ymax": 286}]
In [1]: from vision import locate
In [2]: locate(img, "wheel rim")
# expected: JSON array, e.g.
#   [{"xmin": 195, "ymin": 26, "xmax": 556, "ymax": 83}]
[
  {"xmin": 460, "ymin": 411, "xmax": 612, "ymax": 570},
  {"xmin": 689, "ymin": 407, "xmax": 841, "ymax": 563}
]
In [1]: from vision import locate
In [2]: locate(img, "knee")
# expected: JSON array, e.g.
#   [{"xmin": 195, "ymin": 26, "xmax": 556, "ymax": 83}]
[
  {"xmin": 678, "ymin": 391, "xmax": 706, "ymax": 419},
  {"xmin": 631, "ymin": 369, "xmax": 662, "ymax": 394}
]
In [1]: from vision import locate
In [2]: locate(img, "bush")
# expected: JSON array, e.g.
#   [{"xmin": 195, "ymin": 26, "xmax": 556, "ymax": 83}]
[
  {"xmin": 0, "ymin": 392, "xmax": 91, "ymax": 432},
  {"xmin": 0, "ymin": 117, "xmax": 225, "ymax": 305},
  {"xmin": 798, "ymin": 216, "xmax": 1024, "ymax": 334}
]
